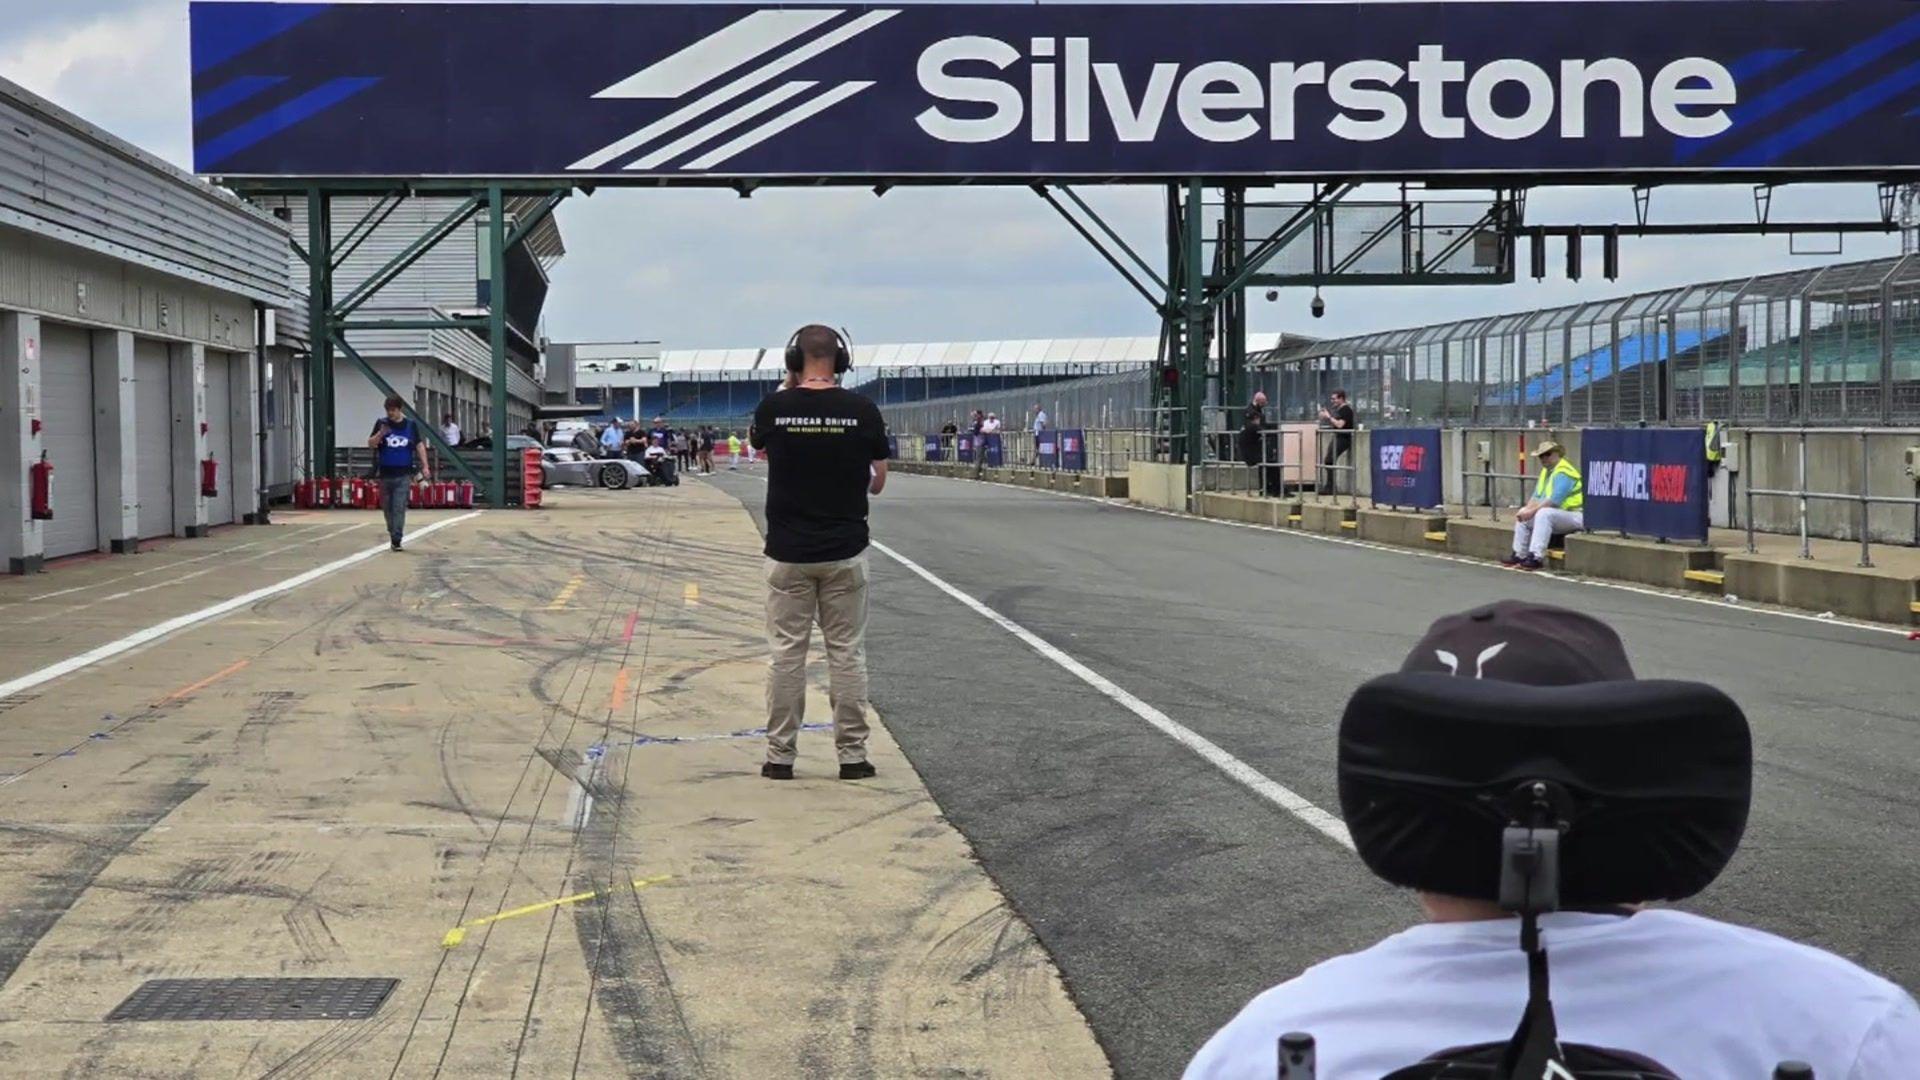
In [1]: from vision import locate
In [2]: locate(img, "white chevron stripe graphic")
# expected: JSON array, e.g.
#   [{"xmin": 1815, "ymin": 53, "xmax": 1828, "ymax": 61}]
[
  {"xmin": 627, "ymin": 81, "xmax": 817, "ymax": 170},
  {"xmin": 568, "ymin": 8, "xmax": 899, "ymax": 172},
  {"xmin": 592, "ymin": 9, "xmax": 840, "ymax": 99},
  {"xmin": 681, "ymin": 81, "xmax": 875, "ymax": 171}
]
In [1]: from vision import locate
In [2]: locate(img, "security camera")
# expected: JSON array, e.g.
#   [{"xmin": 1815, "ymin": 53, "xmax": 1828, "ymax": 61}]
[
  {"xmin": 1264, "ymin": 289, "xmax": 1279, "ymax": 302},
  {"xmin": 1310, "ymin": 293, "xmax": 1326, "ymax": 318}
]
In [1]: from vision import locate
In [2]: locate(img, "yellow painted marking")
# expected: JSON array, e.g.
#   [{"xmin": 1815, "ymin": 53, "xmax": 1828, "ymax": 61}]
[
  {"xmin": 1423, "ymin": 530, "xmax": 1448, "ymax": 542},
  {"xmin": 1910, "ymin": 600, "xmax": 1920, "ymax": 614},
  {"xmin": 1684, "ymin": 570, "xmax": 1726, "ymax": 585},
  {"xmin": 1547, "ymin": 550, "xmax": 1566, "ymax": 562},
  {"xmin": 441, "ymin": 875, "xmax": 672, "ymax": 948},
  {"xmin": 683, "ymin": 582, "xmax": 700, "ymax": 607},
  {"xmin": 546, "ymin": 574, "xmax": 585, "ymax": 611},
  {"xmin": 1285, "ymin": 514, "xmax": 1302, "ymax": 523},
  {"xmin": 1339, "ymin": 520, "xmax": 1357, "ymax": 530},
  {"xmin": 158, "ymin": 659, "xmax": 250, "ymax": 704},
  {"xmin": 610, "ymin": 668, "xmax": 632, "ymax": 713}
]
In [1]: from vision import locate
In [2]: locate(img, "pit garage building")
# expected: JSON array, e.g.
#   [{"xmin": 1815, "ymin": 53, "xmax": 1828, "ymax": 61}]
[{"xmin": 0, "ymin": 78, "xmax": 289, "ymax": 573}]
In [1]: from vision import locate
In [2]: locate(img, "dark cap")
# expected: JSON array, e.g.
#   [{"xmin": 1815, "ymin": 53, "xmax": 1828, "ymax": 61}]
[{"xmin": 1398, "ymin": 600, "xmax": 1633, "ymax": 685}]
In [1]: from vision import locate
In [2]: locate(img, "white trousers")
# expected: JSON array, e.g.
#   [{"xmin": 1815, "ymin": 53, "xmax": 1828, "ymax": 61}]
[{"xmin": 1513, "ymin": 508, "xmax": 1584, "ymax": 558}]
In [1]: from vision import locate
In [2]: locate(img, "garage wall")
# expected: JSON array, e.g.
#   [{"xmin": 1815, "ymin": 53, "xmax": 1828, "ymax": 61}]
[
  {"xmin": 134, "ymin": 338, "xmax": 173, "ymax": 539},
  {"xmin": 39, "ymin": 323, "xmax": 99, "ymax": 558},
  {"xmin": 204, "ymin": 351, "xmax": 234, "ymax": 526}
]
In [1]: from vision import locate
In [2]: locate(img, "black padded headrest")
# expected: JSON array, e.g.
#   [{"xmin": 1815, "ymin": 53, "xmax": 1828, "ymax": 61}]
[{"xmin": 1338, "ymin": 673, "xmax": 1752, "ymax": 906}]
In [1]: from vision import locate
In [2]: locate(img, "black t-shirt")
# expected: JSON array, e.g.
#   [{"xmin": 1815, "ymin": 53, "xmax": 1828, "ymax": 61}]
[
  {"xmin": 1330, "ymin": 403, "xmax": 1355, "ymax": 446},
  {"xmin": 751, "ymin": 387, "xmax": 890, "ymax": 563}
]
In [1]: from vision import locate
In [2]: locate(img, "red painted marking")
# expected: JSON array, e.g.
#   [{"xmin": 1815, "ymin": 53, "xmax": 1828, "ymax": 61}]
[{"xmin": 622, "ymin": 610, "xmax": 640, "ymax": 643}]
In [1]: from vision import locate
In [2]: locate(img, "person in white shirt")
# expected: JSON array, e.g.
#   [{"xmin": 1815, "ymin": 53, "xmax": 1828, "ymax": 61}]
[
  {"xmin": 441, "ymin": 414, "xmax": 461, "ymax": 447},
  {"xmin": 599, "ymin": 421, "xmax": 625, "ymax": 456},
  {"xmin": 1186, "ymin": 600, "xmax": 1920, "ymax": 1080},
  {"xmin": 1030, "ymin": 405, "xmax": 1049, "ymax": 465}
]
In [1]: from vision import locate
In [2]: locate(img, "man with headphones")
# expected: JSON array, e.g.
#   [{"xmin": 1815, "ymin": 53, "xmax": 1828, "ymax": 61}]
[{"xmin": 748, "ymin": 325, "xmax": 890, "ymax": 781}]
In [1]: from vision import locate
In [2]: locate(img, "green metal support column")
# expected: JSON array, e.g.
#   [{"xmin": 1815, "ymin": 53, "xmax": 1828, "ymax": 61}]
[
  {"xmin": 306, "ymin": 189, "xmax": 334, "ymax": 479},
  {"xmin": 1220, "ymin": 185, "xmax": 1248, "ymax": 424},
  {"xmin": 487, "ymin": 185, "xmax": 509, "ymax": 508},
  {"xmin": 1182, "ymin": 177, "xmax": 1207, "ymax": 473}
]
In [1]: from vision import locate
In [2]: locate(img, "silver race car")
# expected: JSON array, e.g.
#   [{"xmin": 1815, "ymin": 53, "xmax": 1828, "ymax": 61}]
[{"xmin": 540, "ymin": 447, "xmax": 648, "ymax": 490}]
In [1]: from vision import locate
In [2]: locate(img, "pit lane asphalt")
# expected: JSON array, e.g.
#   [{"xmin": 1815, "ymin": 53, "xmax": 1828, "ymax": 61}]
[{"xmin": 707, "ymin": 470, "xmax": 1919, "ymax": 1079}]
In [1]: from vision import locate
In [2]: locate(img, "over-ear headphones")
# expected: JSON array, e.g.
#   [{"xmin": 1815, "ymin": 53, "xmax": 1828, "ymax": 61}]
[{"xmin": 785, "ymin": 325, "xmax": 852, "ymax": 375}]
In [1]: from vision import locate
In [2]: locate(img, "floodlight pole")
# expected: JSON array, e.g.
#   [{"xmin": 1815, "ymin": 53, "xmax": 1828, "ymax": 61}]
[{"xmin": 1182, "ymin": 177, "xmax": 1208, "ymax": 474}]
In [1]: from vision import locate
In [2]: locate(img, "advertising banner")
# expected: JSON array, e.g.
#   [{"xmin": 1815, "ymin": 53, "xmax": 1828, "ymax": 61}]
[
  {"xmin": 191, "ymin": 2, "xmax": 1920, "ymax": 179},
  {"xmin": 924, "ymin": 433, "xmax": 944, "ymax": 461},
  {"xmin": 1037, "ymin": 431, "xmax": 1059, "ymax": 469},
  {"xmin": 983, "ymin": 433, "xmax": 1004, "ymax": 467},
  {"xmin": 1580, "ymin": 428, "xmax": 1709, "ymax": 542},
  {"xmin": 886, "ymin": 434, "xmax": 899, "ymax": 460},
  {"xmin": 957, "ymin": 434, "xmax": 974, "ymax": 463},
  {"xmin": 1368, "ymin": 428, "xmax": 1444, "ymax": 510},
  {"xmin": 1060, "ymin": 429, "xmax": 1087, "ymax": 472}
]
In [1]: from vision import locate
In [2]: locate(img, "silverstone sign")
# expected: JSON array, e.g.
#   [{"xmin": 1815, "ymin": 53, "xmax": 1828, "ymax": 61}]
[{"xmin": 189, "ymin": 2, "xmax": 1920, "ymax": 179}]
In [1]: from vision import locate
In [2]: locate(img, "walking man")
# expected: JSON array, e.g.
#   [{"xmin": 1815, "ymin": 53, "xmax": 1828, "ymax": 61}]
[
  {"xmin": 1317, "ymin": 388, "xmax": 1355, "ymax": 495},
  {"xmin": 751, "ymin": 324, "xmax": 890, "ymax": 781},
  {"xmin": 368, "ymin": 395, "xmax": 431, "ymax": 551}
]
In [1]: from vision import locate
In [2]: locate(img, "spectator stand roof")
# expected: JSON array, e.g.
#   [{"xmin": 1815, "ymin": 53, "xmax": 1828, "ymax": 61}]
[{"xmin": 649, "ymin": 334, "xmax": 1293, "ymax": 383}]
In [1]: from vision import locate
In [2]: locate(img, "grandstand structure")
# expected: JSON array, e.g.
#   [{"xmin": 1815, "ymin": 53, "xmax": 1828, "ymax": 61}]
[
  {"xmin": 1253, "ymin": 255, "xmax": 1920, "ymax": 427},
  {"xmin": 568, "ymin": 335, "xmax": 1229, "ymax": 425}
]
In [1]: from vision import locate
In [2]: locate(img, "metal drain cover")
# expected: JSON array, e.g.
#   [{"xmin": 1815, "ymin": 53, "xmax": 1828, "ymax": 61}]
[{"xmin": 106, "ymin": 978, "xmax": 398, "ymax": 1021}]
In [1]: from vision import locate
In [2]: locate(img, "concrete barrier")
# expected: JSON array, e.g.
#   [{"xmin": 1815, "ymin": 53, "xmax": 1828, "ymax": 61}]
[
  {"xmin": 1128, "ymin": 461, "xmax": 1187, "ymax": 510},
  {"xmin": 1563, "ymin": 533, "xmax": 1718, "ymax": 589},
  {"xmin": 1722, "ymin": 555, "xmax": 1920, "ymax": 625},
  {"xmin": 1358, "ymin": 509, "xmax": 1448, "ymax": 549},
  {"xmin": 1196, "ymin": 492, "xmax": 1285, "ymax": 526},
  {"xmin": 1300, "ymin": 501, "xmax": 1356, "ymax": 535},
  {"xmin": 1447, "ymin": 517, "xmax": 1516, "ymax": 561}
]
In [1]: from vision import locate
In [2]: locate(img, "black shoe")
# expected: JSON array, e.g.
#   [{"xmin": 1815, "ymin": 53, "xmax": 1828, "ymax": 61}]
[
  {"xmin": 1516, "ymin": 555, "xmax": 1546, "ymax": 572},
  {"xmin": 839, "ymin": 761, "xmax": 876, "ymax": 780},
  {"xmin": 391, "ymin": 539, "xmax": 403, "ymax": 552},
  {"xmin": 1499, "ymin": 553, "xmax": 1524, "ymax": 567},
  {"xmin": 761, "ymin": 762, "xmax": 794, "ymax": 780}
]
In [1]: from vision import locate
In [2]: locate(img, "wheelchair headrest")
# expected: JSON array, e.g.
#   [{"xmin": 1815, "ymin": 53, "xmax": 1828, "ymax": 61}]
[{"xmin": 1338, "ymin": 672, "xmax": 1752, "ymax": 906}]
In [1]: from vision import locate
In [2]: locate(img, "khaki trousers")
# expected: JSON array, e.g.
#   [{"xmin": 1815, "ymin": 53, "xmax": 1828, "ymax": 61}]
[{"xmin": 764, "ymin": 555, "xmax": 872, "ymax": 765}]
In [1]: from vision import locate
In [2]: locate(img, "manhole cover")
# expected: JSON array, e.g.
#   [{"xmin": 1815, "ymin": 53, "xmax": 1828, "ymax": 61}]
[{"xmin": 106, "ymin": 978, "xmax": 398, "ymax": 1021}]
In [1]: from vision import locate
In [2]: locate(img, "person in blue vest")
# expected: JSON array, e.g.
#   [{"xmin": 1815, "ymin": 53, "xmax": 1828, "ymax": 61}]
[
  {"xmin": 368, "ymin": 395, "xmax": 432, "ymax": 552},
  {"xmin": 1504, "ymin": 440, "xmax": 1582, "ymax": 571}
]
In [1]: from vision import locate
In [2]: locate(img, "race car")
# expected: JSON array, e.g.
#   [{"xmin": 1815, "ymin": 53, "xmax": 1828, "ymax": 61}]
[{"xmin": 539, "ymin": 447, "xmax": 649, "ymax": 490}]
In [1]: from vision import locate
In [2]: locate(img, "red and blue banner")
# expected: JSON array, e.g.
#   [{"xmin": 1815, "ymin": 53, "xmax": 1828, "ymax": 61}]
[
  {"xmin": 924, "ymin": 433, "xmax": 944, "ymax": 461},
  {"xmin": 1580, "ymin": 428, "xmax": 1709, "ymax": 543},
  {"xmin": 983, "ymin": 433, "xmax": 1004, "ymax": 467},
  {"xmin": 1037, "ymin": 431, "xmax": 1059, "ymax": 469},
  {"xmin": 886, "ymin": 434, "xmax": 899, "ymax": 460},
  {"xmin": 1060, "ymin": 429, "xmax": 1087, "ymax": 472},
  {"xmin": 1369, "ymin": 428, "xmax": 1444, "ymax": 510},
  {"xmin": 957, "ymin": 434, "xmax": 975, "ymax": 463}
]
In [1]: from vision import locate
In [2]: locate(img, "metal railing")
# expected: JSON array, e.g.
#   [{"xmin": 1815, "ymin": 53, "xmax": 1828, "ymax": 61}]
[{"xmin": 1741, "ymin": 427, "xmax": 1920, "ymax": 566}]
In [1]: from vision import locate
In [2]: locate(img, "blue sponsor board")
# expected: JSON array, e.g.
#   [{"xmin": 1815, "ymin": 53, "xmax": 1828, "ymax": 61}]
[
  {"xmin": 983, "ymin": 433, "xmax": 1004, "ymax": 467},
  {"xmin": 1581, "ymin": 428, "xmax": 1709, "ymax": 543},
  {"xmin": 957, "ymin": 434, "xmax": 975, "ymax": 463},
  {"xmin": 191, "ymin": 2, "xmax": 1920, "ymax": 179},
  {"xmin": 924, "ymin": 433, "xmax": 944, "ymax": 461},
  {"xmin": 1059, "ymin": 429, "xmax": 1087, "ymax": 472},
  {"xmin": 887, "ymin": 434, "xmax": 899, "ymax": 460},
  {"xmin": 1037, "ymin": 431, "xmax": 1060, "ymax": 469},
  {"xmin": 1368, "ymin": 428, "xmax": 1444, "ymax": 510}
]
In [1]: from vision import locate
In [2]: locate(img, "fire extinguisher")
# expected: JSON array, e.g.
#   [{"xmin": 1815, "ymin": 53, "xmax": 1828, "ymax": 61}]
[
  {"xmin": 457, "ymin": 481, "xmax": 475, "ymax": 508},
  {"xmin": 295, "ymin": 479, "xmax": 311, "ymax": 508},
  {"xmin": 29, "ymin": 452, "xmax": 53, "ymax": 521},
  {"xmin": 201, "ymin": 455, "xmax": 219, "ymax": 498}
]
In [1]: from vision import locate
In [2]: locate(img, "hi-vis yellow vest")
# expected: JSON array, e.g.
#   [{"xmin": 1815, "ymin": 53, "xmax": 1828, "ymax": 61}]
[{"xmin": 1534, "ymin": 458, "xmax": 1584, "ymax": 511}]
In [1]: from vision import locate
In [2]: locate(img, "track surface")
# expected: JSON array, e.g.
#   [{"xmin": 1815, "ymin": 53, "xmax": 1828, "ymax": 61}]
[{"xmin": 713, "ymin": 470, "xmax": 1920, "ymax": 1080}]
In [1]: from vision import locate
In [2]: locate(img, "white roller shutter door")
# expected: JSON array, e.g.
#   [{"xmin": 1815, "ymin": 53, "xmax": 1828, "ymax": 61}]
[
  {"xmin": 204, "ymin": 352, "xmax": 235, "ymax": 526},
  {"xmin": 40, "ymin": 324, "xmax": 100, "ymax": 558},
  {"xmin": 134, "ymin": 340, "xmax": 174, "ymax": 539}
]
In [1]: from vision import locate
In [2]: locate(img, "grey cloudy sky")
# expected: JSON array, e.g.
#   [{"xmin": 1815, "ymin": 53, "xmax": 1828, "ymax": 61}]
[{"xmin": 2, "ymin": 0, "xmax": 1900, "ymax": 348}]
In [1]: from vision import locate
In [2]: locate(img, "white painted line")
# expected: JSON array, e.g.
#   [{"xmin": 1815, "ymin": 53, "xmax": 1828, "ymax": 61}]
[
  {"xmin": 0, "ymin": 511, "xmax": 483, "ymax": 700},
  {"xmin": 868, "ymin": 538, "xmax": 1355, "ymax": 852}
]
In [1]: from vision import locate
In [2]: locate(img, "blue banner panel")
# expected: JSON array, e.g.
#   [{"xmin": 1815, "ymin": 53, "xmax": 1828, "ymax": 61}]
[
  {"xmin": 887, "ymin": 434, "xmax": 899, "ymax": 459},
  {"xmin": 1059, "ymin": 430, "xmax": 1087, "ymax": 472},
  {"xmin": 924, "ymin": 433, "xmax": 943, "ymax": 461},
  {"xmin": 1369, "ymin": 428, "xmax": 1444, "ymax": 510},
  {"xmin": 1037, "ymin": 431, "xmax": 1059, "ymax": 469},
  {"xmin": 983, "ymin": 433, "xmax": 1004, "ymax": 467},
  {"xmin": 190, "ymin": 2, "xmax": 1920, "ymax": 179},
  {"xmin": 957, "ymin": 434, "xmax": 974, "ymax": 463},
  {"xmin": 1581, "ymin": 428, "xmax": 1709, "ymax": 543}
]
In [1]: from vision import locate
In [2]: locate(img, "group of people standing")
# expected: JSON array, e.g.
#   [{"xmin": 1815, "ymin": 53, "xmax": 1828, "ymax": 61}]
[{"xmin": 1236, "ymin": 388, "xmax": 1354, "ymax": 496}]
